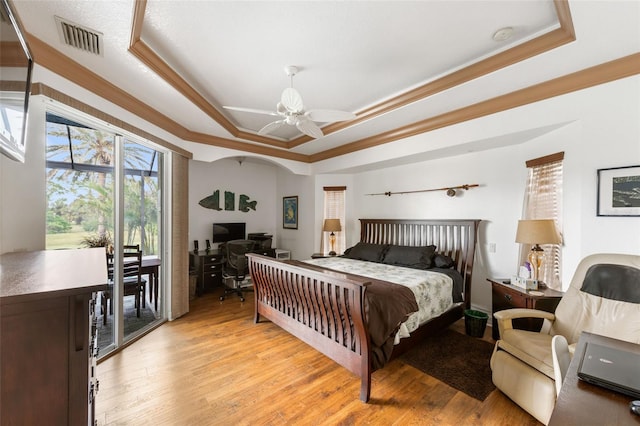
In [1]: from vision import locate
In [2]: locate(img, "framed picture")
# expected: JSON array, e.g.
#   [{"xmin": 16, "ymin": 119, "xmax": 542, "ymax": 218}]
[
  {"xmin": 597, "ymin": 165, "xmax": 640, "ymax": 216},
  {"xmin": 283, "ymin": 196, "xmax": 298, "ymax": 229}
]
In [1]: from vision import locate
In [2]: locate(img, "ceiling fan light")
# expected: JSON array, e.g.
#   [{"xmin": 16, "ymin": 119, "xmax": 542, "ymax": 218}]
[{"xmin": 281, "ymin": 87, "xmax": 304, "ymax": 112}]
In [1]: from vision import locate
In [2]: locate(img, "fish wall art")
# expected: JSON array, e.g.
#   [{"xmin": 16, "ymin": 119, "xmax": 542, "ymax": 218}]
[{"xmin": 198, "ymin": 189, "xmax": 257, "ymax": 212}]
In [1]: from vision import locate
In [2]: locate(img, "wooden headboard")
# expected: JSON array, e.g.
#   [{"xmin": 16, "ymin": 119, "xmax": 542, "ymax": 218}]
[{"xmin": 359, "ymin": 219, "xmax": 480, "ymax": 309}]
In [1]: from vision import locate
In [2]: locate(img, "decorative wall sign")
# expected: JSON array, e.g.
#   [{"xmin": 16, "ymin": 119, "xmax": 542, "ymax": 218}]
[
  {"xmin": 283, "ymin": 196, "xmax": 298, "ymax": 229},
  {"xmin": 597, "ymin": 165, "xmax": 640, "ymax": 216},
  {"xmin": 239, "ymin": 194, "xmax": 257, "ymax": 212},
  {"xmin": 224, "ymin": 191, "xmax": 235, "ymax": 211},
  {"xmin": 198, "ymin": 190, "xmax": 257, "ymax": 212},
  {"xmin": 198, "ymin": 190, "xmax": 222, "ymax": 211}
]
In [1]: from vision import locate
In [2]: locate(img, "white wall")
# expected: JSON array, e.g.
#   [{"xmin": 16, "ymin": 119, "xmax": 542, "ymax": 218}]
[
  {"xmin": 275, "ymin": 167, "xmax": 314, "ymax": 260},
  {"xmin": 0, "ymin": 96, "xmax": 47, "ymax": 253},
  {"xmin": 189, "ymin": 159, "xmax": 278, "ymax": 251},
  {"xmin": 345, "ymin": 75, "xmax": 640, "ymax": 313}
]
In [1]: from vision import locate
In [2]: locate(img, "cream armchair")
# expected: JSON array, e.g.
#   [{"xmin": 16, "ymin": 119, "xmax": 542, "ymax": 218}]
[{"xmin": 490, "ymin": 253, "xmax": 640, "ymax": 425}]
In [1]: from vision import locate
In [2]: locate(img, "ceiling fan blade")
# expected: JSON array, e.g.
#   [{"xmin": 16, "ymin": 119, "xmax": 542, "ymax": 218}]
[
  {"xmin": 258, "ymin": 120, "xmax": 286, "ymax": 135},
  {"xmin": 223, "ymin": 106, "xmax": 279, "ymax": 117},
  {"xmin": 305, "ymin": 109, "xmax": 356, "ymax": 122},
  {"xmin": 281, "ymin": 87, "xmax": 304, "ymax": 113},
  {"xmin": 296, "ymin": 117, "xmax": 324, "ymax": 139}
]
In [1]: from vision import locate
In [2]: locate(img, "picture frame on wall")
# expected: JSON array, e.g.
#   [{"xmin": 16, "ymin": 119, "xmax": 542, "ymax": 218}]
[
  {"xmin": 283, "ymin": 196, "xmax": 298, "ymax": 229},
  {"xmin": 597, "ymin": 165, "xmax": 640, "ymax": 216}
]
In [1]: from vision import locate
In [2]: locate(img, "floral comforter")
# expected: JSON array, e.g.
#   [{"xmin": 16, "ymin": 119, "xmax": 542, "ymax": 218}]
[{"xmin": 304, "ymin": 257, "xmax": 457, "ymax": 343}]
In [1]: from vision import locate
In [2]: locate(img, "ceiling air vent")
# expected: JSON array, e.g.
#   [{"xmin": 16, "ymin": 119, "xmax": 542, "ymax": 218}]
[{"xmin": 55, "ymin": 16, "xmax": 103, "ymax": 56}]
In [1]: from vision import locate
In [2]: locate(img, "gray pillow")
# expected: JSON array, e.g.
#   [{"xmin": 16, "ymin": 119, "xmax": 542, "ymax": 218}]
[
  {"xmin": 382, "ymin": 245, "xmax": 436, "ymax": 269},
  {"xmin": 433, "ymin": 253, "xmax": 455, "ymax": 269},
  {"xmin": 344, "ymin": 243, "xmax": 389, "ymax": 262}
]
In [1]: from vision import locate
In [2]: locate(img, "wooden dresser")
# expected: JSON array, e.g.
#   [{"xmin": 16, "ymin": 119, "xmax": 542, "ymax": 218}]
[{"xmin": 0, "ymin": 248, "xmax": 107, "ymax": 426}]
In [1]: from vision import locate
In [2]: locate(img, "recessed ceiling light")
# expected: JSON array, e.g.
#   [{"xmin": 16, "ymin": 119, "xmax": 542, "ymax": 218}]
[{"xmin": 493, "ymin": 27, "xmax": 514, "ymax": 42}]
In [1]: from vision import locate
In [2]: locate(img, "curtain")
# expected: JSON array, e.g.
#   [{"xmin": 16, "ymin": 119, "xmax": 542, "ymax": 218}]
[
  {"xmin": 519, "ymin": 152, "xmax": 564, "ymax": 289},
  {"xmin": 321, "ymin": 186, "xmax": 346, "ymax": 255}
]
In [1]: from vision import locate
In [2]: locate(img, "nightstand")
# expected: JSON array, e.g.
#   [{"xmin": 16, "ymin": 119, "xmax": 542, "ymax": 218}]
[
  {"xmin": 488, "ymin": 278, "xmax": 563, "ymax": 340},
  {"xmin": 275, "ymin": 249, "xmax": 291, "ymax": 260}
]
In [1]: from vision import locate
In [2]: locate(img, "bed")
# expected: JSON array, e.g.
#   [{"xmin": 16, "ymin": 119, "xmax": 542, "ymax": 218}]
[{"xmin": 246, "ymin": 218, "xmax": 480, "ymax": 402}]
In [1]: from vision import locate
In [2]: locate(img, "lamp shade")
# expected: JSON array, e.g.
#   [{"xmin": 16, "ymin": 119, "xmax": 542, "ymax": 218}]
[
  {"xmin": 515, "ymin": 219, "xmax": 561, "ymax": 245},
  {"xmin": 323, "ymin": 219, "xmax": 342, "ymax": 232}
]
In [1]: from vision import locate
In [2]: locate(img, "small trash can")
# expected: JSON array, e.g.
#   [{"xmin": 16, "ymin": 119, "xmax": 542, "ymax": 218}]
[{"xmin": 464, "ymin": 309, "xmax": 488, "ymax": 338}]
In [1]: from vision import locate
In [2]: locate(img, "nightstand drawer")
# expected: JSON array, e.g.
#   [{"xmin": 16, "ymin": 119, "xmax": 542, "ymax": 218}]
[{"xmin": 493, "ymin": 286, "xmax": 528, "ymax": 311}]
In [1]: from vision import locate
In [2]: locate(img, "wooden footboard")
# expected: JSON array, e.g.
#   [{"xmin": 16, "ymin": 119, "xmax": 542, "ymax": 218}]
[
  {"xmin": 247, "ymin": 253, "xmax": 374, "ymax": 401},
  {"xmin": 247, "ymin": 219, "xmax": 479, "ymax": 402}
]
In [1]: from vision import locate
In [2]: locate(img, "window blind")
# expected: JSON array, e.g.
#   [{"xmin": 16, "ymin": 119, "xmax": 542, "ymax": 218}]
[
  {"xmin": 322, "ymin": 186, "xmax": 346, "ymax": 255},
  {"xmin": 520, "ymin": 152, "xmax": 564, "ymax": 289}
]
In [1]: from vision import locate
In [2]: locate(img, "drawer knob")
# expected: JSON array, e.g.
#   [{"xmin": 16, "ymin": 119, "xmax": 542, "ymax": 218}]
[{"xmin": 504, "ymin": 294, "xmax": 512, "ymax": 301}]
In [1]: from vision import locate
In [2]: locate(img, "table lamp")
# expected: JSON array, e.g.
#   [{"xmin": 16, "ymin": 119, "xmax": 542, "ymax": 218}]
[
  {"xmin": 515, "ymin": 219, "xmax": 561, "ymax": 285},
  {"xmin": 323, "ymin": 219, "xmax": 342, "ymax": 256}
]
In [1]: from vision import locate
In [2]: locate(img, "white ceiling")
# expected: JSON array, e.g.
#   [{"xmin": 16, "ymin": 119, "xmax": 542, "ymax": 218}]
[{"xmin": 9, "ymin": 0, "xmax": 640, "ymax": 160}]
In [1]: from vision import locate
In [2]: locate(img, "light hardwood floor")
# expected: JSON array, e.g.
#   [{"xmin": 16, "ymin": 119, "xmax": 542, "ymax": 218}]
[{"xmin": 96, "ymin": 289, "xmax": 541, "ymax": 425}]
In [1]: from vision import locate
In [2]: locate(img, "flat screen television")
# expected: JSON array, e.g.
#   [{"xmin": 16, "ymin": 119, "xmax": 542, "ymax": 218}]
[
  {"xmin": 0, "ymin": 0, "xmax": 33, "ymax": 163},
  {"xmin": 212, "ymin": 222, "xmax": 246, "ymax": 243}
]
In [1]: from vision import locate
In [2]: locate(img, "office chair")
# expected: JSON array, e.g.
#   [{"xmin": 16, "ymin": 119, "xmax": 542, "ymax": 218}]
[{"xmin": 220, "ymin": 239, "xmax": 256, "ymax": 302}]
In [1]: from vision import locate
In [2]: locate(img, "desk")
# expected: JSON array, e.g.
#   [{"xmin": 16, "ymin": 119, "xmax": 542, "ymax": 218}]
[
  {"xmin": 549, "ymin": 332, "xmax": 640, "ymax": 425},
  {"xmin": 141, "ymin": 257, "xmax": 161, "ymax": 311}
]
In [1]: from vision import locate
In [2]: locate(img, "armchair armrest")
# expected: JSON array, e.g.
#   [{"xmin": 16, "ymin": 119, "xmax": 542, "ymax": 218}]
[
  {"xmin": 494, "ymin": 308, "xmax": 556, "ymax": 321},
  {"xmin": 494, "ymin": 308, "xmax": 556, "ymax": 338}
]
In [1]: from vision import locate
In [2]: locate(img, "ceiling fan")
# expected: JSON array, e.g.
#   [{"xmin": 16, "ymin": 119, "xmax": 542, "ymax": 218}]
[{"xmin": 223, "ymin": 66, "xmax": 356, "ymax": 139}]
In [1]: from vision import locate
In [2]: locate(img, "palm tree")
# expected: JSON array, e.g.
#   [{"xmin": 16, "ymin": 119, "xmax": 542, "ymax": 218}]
[{"xmin": 46, "ymin": 120, "xmax": 157, "ymax": 250}]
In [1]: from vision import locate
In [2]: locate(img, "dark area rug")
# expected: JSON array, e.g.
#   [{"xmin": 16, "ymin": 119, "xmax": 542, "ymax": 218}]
[{"xmin": 399, "ymin": 328, "xmax": 496, "ymax": 401}]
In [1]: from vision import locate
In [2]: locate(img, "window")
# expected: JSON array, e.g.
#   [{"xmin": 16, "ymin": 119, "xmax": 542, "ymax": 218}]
[
  {"xmin": 45, "ymin": 113, "xmax": 160, "ymax": 254},
  {"xmin": 322, "ymin": 186, "xmax": 346, "ymax": 255},
  {"xmin": 45, "ymin": 111, "xmax": 164, "ymax": 357},
  {"xmin": 519, "ymin": 152, "xmax": 564, "ymax": 289}
]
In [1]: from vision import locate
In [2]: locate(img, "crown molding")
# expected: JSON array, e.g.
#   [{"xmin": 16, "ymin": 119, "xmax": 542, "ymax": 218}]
[
  {"xmin": 308, "ymin": 53, "xmax": 640, "ymax": 162},
  {"xmin": 26, "ymin": 33, "xmax": 307, "ymax": 162},
  {"xmin": 23, "ymin": 0, "xmax": 639, "ymax": 165},
  {"xmin": 128, "ymin": 0, "xmax": 576, "ymax": 151},
  {"xmin": 31, "ymin": 82, "xmax": 193, "ymax": 158},
  {"xmin": 289, "ymin": 0, "xmax": 577, "ymax": 148}
]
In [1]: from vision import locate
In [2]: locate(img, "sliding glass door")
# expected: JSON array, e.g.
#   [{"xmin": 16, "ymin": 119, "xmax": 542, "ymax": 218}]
[
  {"xmin": 45, "ymin": 112, "xmax": 164, "ymax": 357},
  {"xmin": 122, "ymin": 139, "xmax": 162, "ymax": 341}
]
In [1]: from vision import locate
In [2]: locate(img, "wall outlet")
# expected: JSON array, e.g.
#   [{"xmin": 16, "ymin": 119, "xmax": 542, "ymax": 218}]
[{"xmin": 488, "ymin": 243, "xmax": 496, "ymax": 253}]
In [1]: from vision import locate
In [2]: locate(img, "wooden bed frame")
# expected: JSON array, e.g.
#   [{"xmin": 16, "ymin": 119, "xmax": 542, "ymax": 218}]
[{"xmin": 246, "ymin": 218, "xmax": 480, "ymax": 402}]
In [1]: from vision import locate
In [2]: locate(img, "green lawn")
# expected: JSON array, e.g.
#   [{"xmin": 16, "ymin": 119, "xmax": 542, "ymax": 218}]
[{"xmin": 46, "ymin": 226, "xmax": 91, "ymax": 250}]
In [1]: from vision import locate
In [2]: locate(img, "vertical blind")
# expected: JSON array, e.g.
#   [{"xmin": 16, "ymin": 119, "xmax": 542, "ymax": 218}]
[
  {"xmin": 322, "ymin": 186, "xmax": 346, "ymax": 255},
  {"xmin": 519, "ymin": 152, "xmax": 564, "ymax": 289}
]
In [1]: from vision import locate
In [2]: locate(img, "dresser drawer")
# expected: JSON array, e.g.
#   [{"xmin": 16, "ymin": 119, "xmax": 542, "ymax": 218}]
[
  {"xmin": 202, "ymin": 254, "xmax": 222, "ymax": 266},
  {"xmin": 203, "ymin": 270, "xmax": 222, "ymax": 287}
]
